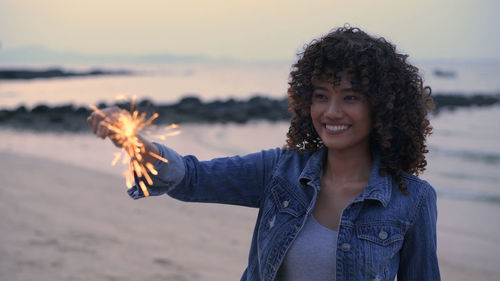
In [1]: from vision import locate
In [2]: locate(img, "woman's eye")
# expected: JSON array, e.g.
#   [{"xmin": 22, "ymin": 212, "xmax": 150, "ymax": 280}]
[
  {"xmin": 344, "ymin": 95, "xmax": 360, "ymax": 101},
  {"xmin": 313, "ymin": 93, "xmax": 328, "ymax": 101}
]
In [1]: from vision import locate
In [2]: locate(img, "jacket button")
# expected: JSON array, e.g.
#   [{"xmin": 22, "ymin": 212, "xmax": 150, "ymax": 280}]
[
  {"xmin": 282, "ymin": 200, "xmax": 289, "ymax": 208},
  {"xmin": 341, "ymin": 243, "xmax": 351, "ymax": 252},
  {"xmin": 378, "ymin": 229, "xmax": 388, "ymax": 240}
]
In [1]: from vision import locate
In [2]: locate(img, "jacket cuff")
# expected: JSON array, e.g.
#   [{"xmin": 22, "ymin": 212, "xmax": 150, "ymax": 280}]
[{"xmin": 127, "ymin": 142, "xmax": 185, "ymax": 199}]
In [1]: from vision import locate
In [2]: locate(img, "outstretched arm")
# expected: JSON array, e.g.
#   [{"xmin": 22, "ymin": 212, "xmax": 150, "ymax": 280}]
[
  {"xmin": 88, "ymin": 106, "xmax": 283, "ymax": 207},
  {"xmin": 130, "ymin": 144, "xmax": 282, "ymax": 208}
]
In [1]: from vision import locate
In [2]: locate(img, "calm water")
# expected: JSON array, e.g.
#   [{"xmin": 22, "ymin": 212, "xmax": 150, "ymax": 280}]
[
  {"xmin": 1, "ymin": 59, "xmax": 499, "ymax": 109},
  {"xmin": 425, "ymin": 107, "xmax": 500, "ymax": 202},
  {"xmin": 0, "ymin": 61, "xmax": 292, "ymax": 109},
  {"xmin": 1, "ymin": 60, "xmax": 499, "ymax": 202}
]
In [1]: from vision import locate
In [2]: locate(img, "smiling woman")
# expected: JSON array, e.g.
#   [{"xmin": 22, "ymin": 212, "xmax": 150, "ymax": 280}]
[
  {"xmin": 286, "ymin": 27, "xmax": 434, "ymax": 195},
  {"xmin": 88, "ymin": 26, "xmax": 440, "ymax": 281},
  {"xmin": 279, "ymin": 27, "xmax": 438, "ymax": 280}
]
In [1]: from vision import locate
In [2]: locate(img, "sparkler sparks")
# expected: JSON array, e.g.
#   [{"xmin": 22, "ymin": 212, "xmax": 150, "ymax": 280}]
[{"xmin": 90, "ymin": 96, "xmax": 180, "ymax": 197}]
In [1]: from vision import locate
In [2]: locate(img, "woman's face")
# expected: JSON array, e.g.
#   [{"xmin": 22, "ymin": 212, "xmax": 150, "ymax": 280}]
[{"xmin": 310, "ymin": 71, "xmax": 372, "ymax": 154}]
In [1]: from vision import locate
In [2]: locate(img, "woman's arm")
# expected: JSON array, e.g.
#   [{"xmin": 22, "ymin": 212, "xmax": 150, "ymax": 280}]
[
  {"xmin": 170, "ymin": 147, "xmax": 282, "ymax": 207},
  {"xmin": 131, "ymin": 144, "xmax": 283, "ymax": 208},
  {"xmin": 88, "ymin": 106, "xmax": 283, "ymax": 207},
  {"xmin": 397, "ymin": 185, "xmax": 441, "ymax": 281}
]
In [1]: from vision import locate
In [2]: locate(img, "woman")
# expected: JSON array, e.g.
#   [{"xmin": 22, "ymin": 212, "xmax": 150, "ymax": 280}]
[{"xmin": 88, "ymin": 26, "xmax": 440, "ymax": 281}]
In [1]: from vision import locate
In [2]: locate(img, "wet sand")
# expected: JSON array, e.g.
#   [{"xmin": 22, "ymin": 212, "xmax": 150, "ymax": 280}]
[{"xmin": 1, "ymin": 125, "xmax": 499, "ymax": 281}]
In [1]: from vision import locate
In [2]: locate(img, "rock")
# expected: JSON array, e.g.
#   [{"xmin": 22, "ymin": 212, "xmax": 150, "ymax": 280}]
[
  {"xmin": 1, "ymin": 93, "xmax": 498, "ymax": 132},
  {"xmin": 433, "ymin": 94, "xmax": 499, "ymax": 110},
  {"xmin": 31, "ymin": 104, "xmax": 50, "ymax": 113}
]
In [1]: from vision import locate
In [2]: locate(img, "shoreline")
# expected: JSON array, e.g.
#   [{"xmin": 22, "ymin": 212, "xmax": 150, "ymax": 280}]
[{"xmin": 1, "ymin": 121, "xmax": 499, "ymax": 205}]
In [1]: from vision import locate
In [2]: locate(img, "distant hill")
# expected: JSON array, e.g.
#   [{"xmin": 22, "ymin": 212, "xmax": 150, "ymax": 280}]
[
  {"xmin": 0, "ymin": 68, "xmax": 133, "ymax": 80},
  {"xmin": 0, "ymin": 45, "xmax": 223, "ymax": 64}
]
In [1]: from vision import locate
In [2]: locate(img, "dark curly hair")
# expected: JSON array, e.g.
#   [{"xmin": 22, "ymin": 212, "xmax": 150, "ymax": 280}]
[{"xmin": 286, "ymin": 26, "xmax": 434, "ymax": 194}]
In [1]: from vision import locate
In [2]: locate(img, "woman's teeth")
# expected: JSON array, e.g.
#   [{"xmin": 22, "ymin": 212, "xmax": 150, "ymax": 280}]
[{"xmin": 326, "ymin": 124, "xmax": 349, "ymax": 131}]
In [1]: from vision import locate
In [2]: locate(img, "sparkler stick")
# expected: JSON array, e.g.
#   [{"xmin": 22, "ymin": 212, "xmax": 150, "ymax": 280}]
[{"xmin": 90, "ymin": 96, "xmax": 181, "ymax": 197}]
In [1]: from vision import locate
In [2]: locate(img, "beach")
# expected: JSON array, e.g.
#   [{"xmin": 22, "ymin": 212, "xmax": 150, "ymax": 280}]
[{"xmin": 1, "ymin": 123, "xmax": 499, "ymax": 281}]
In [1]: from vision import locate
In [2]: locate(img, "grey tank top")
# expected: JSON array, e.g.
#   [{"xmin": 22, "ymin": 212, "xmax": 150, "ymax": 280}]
[{"xmin": 276, "ymin": 213, "xmax": 338, "ymax": 281}]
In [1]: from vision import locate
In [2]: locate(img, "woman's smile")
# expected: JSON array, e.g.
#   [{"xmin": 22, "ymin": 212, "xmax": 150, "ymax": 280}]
[{"xmin": 324, "ymin": 124, "xmax": 351, "ymax": 134}]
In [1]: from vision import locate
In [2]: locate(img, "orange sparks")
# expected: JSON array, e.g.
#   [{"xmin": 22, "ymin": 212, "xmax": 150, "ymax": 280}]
[
  {"xmin": 145, "ymin": 162, "xmax": 158, "ymax": 175},
  {"xmin": 155, "ymin": 130, "xmax": 182, "ymax": 140},
  {"xmin": 165, "ymin": 123, "xmax": 179, "ymax": 130},
  {"xmin": 138, "ymin": 181, "xmax": 150, "ymax": 197},
  {"xmin": 132, "ymin": 160, "xmax": 143, "ymax": 177},
  {"xmin": 148, "ymin": 151, "xmax": 169, "ymax": 163},
  {"xmin": 111, "ymin": 152, "xmax": 122, "ymax": 166},
  {"xmin": 115, "ymin": 95, "xmax": 127, "ymax": 101},
  {"xmin": 90, "ymin": 96, "xmax": 180, "ymax": 197},
  {"xmin": 124, "ymin": 170, "xmax": 134, "ymax": 189},
  {"xmin": 89, "ymin": 105, "xmax": 107, "ymax": 118}
]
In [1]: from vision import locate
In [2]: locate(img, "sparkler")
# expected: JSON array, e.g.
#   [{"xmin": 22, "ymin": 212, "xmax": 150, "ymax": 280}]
[{"xmin": 90, "ymin": 96, "xmax": 180, "ymax": 197}]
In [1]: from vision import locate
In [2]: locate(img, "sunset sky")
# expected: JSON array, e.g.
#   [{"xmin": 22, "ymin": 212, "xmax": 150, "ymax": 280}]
[{"xmin": 1, "ymin": 0, "xmax": 498, "ymax": 61}]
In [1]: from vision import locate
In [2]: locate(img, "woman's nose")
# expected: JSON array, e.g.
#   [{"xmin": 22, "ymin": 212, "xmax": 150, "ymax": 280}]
[{"xmin": 324, "ymin": 100, "xmax": 344, "ymax": 119}]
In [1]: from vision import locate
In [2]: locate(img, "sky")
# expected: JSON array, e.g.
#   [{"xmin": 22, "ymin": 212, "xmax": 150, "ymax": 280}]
[{"xmin": 0, "ymin": 0, "xmax": 499, "ymax": 61}]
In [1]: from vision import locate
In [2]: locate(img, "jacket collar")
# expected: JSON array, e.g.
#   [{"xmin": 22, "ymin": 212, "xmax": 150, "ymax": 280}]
[{"xmin": 298, "ymin": 147, "xmax": 392, "ymax": 207}]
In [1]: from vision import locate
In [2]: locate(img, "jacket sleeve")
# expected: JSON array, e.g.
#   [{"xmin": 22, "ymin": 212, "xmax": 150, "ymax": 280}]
[
  {"xmin": 128, "ymin": 143, "xmax": 282, "ymax": 208},
  {"xmin": 397, "ymin": 184, "xmax": 441, "ymax": 281}
]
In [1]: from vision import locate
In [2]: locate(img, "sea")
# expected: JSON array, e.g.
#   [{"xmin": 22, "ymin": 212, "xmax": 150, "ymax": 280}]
[{"xmin": 1, "ymin": 59, "xmax": 499, "ymax": 203}]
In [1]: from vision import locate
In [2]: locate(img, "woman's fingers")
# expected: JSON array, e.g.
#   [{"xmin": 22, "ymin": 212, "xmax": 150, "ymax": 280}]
[
  {"xmin": 92, "ymin": 112, "xmax": 104, "ymax": 135},
  {"xmin": 87, "ymin": 112, "xmax": 98, "ymax": 134},
  {"xmin": 87, "ymin": 106, "xmax": 129, "ymax": 145},
  {"xmin": 96, "ymin": 121, "xmax": 109, "ymax": 139}
]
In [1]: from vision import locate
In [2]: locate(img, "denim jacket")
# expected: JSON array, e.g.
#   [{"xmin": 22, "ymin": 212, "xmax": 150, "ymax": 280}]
[{"xmin": 129, "ymin": 144, "xmax": 440, "ymax": 281}]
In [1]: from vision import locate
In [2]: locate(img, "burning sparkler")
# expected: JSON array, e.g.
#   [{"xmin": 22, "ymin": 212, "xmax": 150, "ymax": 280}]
[{"xmin": 90, "ymin": 96, "xmax": 180, "ymax": 197}]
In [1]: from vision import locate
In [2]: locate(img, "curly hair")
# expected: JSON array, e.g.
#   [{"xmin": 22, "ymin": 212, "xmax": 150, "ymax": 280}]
[{"xmin": 286, "ymin": 26, "xmax": 434, "ymax": 194}]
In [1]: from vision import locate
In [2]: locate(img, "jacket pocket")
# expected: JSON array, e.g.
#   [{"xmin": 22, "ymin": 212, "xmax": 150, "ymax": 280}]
[
  {"xmin": 271, "ymin": 182, "xmax": 306, "ymax": 218},
  {"xmin": 257, "ymin": 180, "xmax": 306, "ymax": 248},
  {"xmin": 355, "ymin": 222, "xmax": 405, "ymax": 280},
  {"xmin": 258, "ymin": 180, "xmax": 307, "ymax": 279},
  {"xmin": 356, "ymin": 223, "xmax": 404, "ymax": 247},
  {"xmin": 259, "ymin": 180, "xmax": 306, "ymax": 235}
]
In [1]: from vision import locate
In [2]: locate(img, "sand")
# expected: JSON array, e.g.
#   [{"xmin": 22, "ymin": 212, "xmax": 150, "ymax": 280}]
[
  {"xmin": 0, "ymin": 151, "xmax": 258, "ymax": 281},
  {"xmin": 1, "ymin": 124, "xmax": 499, "ymax": 281}
]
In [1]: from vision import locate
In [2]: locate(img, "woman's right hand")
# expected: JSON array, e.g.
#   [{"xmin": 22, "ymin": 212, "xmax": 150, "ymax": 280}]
[
  {"xmin": 86, "ymin": 106, "xmax": 128, "ymax": 147},
  {"xmin": 86, "ymin": 106, "xmax": 161, "ymax": 162}
]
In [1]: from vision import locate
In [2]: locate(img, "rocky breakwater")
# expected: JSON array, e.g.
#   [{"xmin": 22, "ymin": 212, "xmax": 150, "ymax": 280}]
[
  {"xmin": 0, "ymin": 68, "xmax": 132, "ymax": 80},
  {"xmin": 0, "ymin": 96, "xmax": 291, "ymax": 132},
  {"xmin": 0, "ymin": 93, "xmax": 498, "ymax": 132},
  {"xmin": 432, "ymin": 93, "xmax": 500, "ymax": 112}
]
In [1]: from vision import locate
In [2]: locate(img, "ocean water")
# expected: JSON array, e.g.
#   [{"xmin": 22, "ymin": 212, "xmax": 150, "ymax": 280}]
[
  {"xmin": 1, "ymin": 60, "xmax": 499, "ymax": 202},
  {"xmin": 425, "ymin": 106, "xmax": 500, "ymax": 202},
  {"xmin": 0, "ymin": 61, "xmax": 292, "ymax": 109},
  {"xmin": 1, "ymin": 59, "xmax": 499, "ymax": 109}
]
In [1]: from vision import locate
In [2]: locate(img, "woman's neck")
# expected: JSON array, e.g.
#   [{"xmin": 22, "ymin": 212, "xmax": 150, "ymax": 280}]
[{"xmin": 323, "ymin": 147, "xmax": 373, "ymax": 184}]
